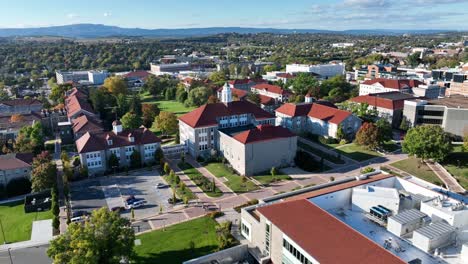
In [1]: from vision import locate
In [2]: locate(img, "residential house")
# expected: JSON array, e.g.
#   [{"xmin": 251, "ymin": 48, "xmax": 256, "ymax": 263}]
[{"xmin": 251, "ymin": 83, "xmax": 291, "ymax": 102}]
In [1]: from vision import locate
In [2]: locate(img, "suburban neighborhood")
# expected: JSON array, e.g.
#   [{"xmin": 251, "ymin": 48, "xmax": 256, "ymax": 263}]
[{"xmin": 0, "ymin": 2, "xmax": 467, "ymax": 264}]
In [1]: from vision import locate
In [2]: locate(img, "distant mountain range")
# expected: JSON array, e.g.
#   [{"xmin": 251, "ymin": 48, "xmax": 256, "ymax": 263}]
[{"xmin": 0, "ymin": 24, "xmax": 458, "ymax": 38}]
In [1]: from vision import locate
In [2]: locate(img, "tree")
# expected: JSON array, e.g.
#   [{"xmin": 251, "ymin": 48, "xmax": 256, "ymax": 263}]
[
  {"xmin": 120, "ymin": 111, "xmax": 142, "ymax": 129},
  {"xmin": 176, "ymin": 88, "xmax": 188, "ymax": 103},
  {"xmin": 47, "ymin": 207, "xmax": 135, "ymax": 264},
  {"xmin": 31, "ymin": 151, "xmax": 57, "ymax": 192},
  {"xmin": 108, "ymin": 153, "xmax": 119, "ymax": 170},
  {"xmin": 130, "ymin": 150, "xmax": 142, "ymax": 168},
  {"xmin": 164, "ymin": 162, "xmax": 170, "ymax": 175},
  {"xmin": 15, "ymin": 122, "xmax": 44, "ymax": 154},
  {"xmin": 270, "ymin": 167, "xmax": 277, "ymax": 182},
  {"xmin": 375, "ymin": 118, "xmax": 392, "ymax": 144},
  {"xmin": 290, "ymin": 73, "xmax": 319, "ymax": 96},
  {"xmin": 400, "ymin": 116, "xmax": 410, "ymax": 131},
  {"xmin": 247, "ymin": 92, "xmax": 261, "ymax": 106},
  {"xmin": 207, "ymin": 95, "xmax": 219, "ymax": 104},
  {"xmin": 116, "ymin": 94, "xmax": 129, "ymax": 117},
  {"xmin": 240, "ymin": 65, "xmax": 251, "ymax": 78},
  {"xmin": 154, "ymin": 147, "xmax": 164, "ymax": 165},
  {"xmin": 103, "ymin": 76, "xmax": 128, "ymax": 95},
  {"xmin": 50, "ymin": 83, "xmax": 73, "ymax": 104},
  {"xmin": 143, "ymin": 75, "xmax": 163, "ymax": 96},
  {"xmin": 355, "ymin": 122, "xmax": 380, "ymax": 150},
  {"xmin": 10, "ymin": 114, "xmax": 25, "ymax": 123},
  {"xmin": 153, "ymin": 111, "xmax": 178, "ymax": 136},
  {"xmin": 209, "ymin": 71, "xmax": 227, "ymax": 84},
  {"xmin": 185, "ymin": 87, "xmax": 211, "ymax": 107},
  {"xmin": 142, "ymin": 103, "xmax": 160, "ymax": 128},
  {"xmin": 128, "ymin": 93, "xmax": 143, "ymax": 116},
  {"xmin": 402, "ymin": 125, "xmax": 452, "ymax": 162},
  {"xmin": 336, "ymin": 124, "xmax": 346, "ymax": 141}
]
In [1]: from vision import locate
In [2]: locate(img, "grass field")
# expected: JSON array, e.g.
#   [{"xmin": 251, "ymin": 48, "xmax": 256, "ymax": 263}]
[
  {"xmin": 0, "ymin": 201, "xmax": 53, "ymax": 243},
  {"xmin": 135, "ymin": 217, "xmax": 219, "ymax": 264},
  {"xmin": 178, "ymin": 162, "xmax": 223, "ymax": 197},
  {"xmin": 205, "ymin": 162, "xmax": 258, "ymax": 193},
  {"xmin": 441, "ymin": 149, "xmax": 468, "ymax": 190},
  {"xmin": 391, "ymin": 157, "xmax": 442, "ymax": 185},
  {"xmin": 140, "ymin": 92, "xmax": 195, "ymax": 116},
  {"xmin": 254, "ymin": 172, "xmax": 292, "ymax": 186},
  {"xmin": 335, "ymin": 143, "xmax": 381, "ymax": 161}
]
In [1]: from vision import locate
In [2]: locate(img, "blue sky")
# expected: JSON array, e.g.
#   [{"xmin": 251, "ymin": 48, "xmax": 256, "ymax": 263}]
[{"xmin": 1, "ymin": 0, "xmax": 467, "ymax": 30}]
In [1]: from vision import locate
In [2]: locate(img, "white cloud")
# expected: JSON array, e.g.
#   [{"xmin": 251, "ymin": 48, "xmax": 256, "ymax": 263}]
[
  {"xmin": 103, "ymin": 12, "xmax": 112, "ymax": 17},
  {"xmin": 67, "ymin": 13, "xmax": 78, "ymax": 19}
]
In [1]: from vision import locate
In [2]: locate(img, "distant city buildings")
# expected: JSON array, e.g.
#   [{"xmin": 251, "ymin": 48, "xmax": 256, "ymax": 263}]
[
  {"xmin": 359, "ymin": 78, "xmax": 424, "ymax": 96},
  {"xmin": 332, "ymin": 42, "xmax": 354, "ymax": 48},
  {"xmin": 286, "ymin": 62, "xmax": 345, "ymax": 79},
  {"xmin": 150, "ymin": 62, "xmax": 191, "ymax": 74},
  {"xmin": 56, "ymin": 70, "xmax": 109, "ymax": 85}
]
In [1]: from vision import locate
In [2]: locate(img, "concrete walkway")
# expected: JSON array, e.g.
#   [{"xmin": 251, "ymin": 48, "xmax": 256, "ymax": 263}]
[
  {"xmin": 0, "ymin": 220, "xmax": 53, "ymax": 251},
  {"xmin": 426, "ymin": 162, "xmax": 466, "ymax": 194}
]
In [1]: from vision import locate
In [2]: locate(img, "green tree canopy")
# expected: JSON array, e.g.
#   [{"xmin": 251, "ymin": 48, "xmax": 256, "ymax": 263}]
[
  {"xmin": 31, "ymin": 151, "xmax": 57, "ymax": 192},
  {"xmin": 103, "ymin": 76, "xmax": 128, "ymax": 95},
  {"xmin": 290, "ymin": 73, "xmax": 319, "ymax": 96},
  {"xmin": 141, "ymin": 103, "xmax": 160, "ymax": 128},
  {"xmin": 153, "ymin": 111, "xmax": 178, "ymax": 136},
  {"xmin": 185, "ymin": 86, "xmax": 211, "ymax": 107},
  {"xmin": 47, "ymin": 207, "xmax": 135, "ymax": 264},
  {"xmin": 120, "ymin": 111, "xmax": 142, "ymax": 130},
  {"xmin": 402, "ymin": 125, "xmax": 453, "ymax": 162}
]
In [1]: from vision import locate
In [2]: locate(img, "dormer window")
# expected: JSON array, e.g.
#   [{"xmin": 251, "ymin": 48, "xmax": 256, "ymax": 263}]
[
  {"xmin": 107, "ymin": 139, "xmax": 113, "ymax": 146},
  {"xmin": 128, "ymin": 134, "xmax": 135, "ymax": 142}
]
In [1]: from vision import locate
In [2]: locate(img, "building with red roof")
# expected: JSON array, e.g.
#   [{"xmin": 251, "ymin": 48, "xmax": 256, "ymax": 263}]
[
  {"xmin": 228, "ymin": 78, "xmax": 267, "ymax": 91},
  {"xmin": 0, "ymin": 153, "xmax": 34, "ymax": 185},
  {"xmin": 359, "ymin": 78, "xmax": 424, "ymax": 96},
  {"xmin": 275, "ymin": 102, "xmax": 361, "ymax": 138},
  {"xmin": 76, "ymin": 121, "xmax": 161, "ymax": 175},
  {"xmin": 251, "ymin": 83, "xmax": 291, "ymax": 102},
  {"xmin": 218, "ymin": 124, "xmax": 297, "ymax": 175},
  {"xmin": 179, "ymin": 83, "xmax": 276, "ymax": 158},
  {"xmin": 238, "ymin": 172, "xmax": 466, "ymax": 264},
  {"xmin": 349, "ymin": 92, "xmax": 416, "ymax": 127}
]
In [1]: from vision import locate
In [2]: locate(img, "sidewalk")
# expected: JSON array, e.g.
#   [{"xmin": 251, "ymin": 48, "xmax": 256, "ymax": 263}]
[{"xmin": 426, "ymin": 162, "xmax": 466, "ymax": 193}]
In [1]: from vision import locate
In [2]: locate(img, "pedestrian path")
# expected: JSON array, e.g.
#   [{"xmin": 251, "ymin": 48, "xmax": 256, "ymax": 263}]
[{"xmin": 426, "ymin": 162, "xmax": 466, "ymax": 193}]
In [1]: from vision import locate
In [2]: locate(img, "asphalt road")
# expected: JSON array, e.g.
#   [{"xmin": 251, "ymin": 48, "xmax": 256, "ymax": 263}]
[{"xmin": 0, "ymin": 245, "xmax": 51, "ymax": 264}]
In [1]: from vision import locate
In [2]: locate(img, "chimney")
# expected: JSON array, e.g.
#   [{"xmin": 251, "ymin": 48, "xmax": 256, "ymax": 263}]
[
  {"xmin": 112, "ymin": 120, "xmax": 123, "ymax": 134},
  {"xmin": 128, "ymin": 133, "xmax": 135, "ymax": 143}
]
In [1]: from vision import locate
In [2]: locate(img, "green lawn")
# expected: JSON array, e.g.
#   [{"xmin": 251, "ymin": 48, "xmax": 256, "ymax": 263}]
[
  {"xmin": 254, "ymin": 172, "xmax": 292, "ymax": 186},
  {"xmin": 164, "ymin": 175, "xmax": 197, "ymax": 201},
  {"xmin": 382, "ymin": 141, "xmax": 400, "ymax": 152},
  {"xmin": 0, "ymin": 201, "xmax": 53, "ymax": 243},
  {"xmin": 335, "ymin": 143, "xmax": 381, "ymax": 162},
  {"xmin": 205, "ymin": 163, "xmax": 259, "ymax": 193},
  {"xmin": 441, "ymin": 150, "xmax": 468, "ymax": 190},
  {"xmin": 297, "ymin": 141, "xmax": 345, "ymax": 164},
  {"xmin": 135, "ymin": 217, "xmax": 219, "ymax": 264},
  {"xmin": 391, "ymin": 157, "xmax": 442, "ymax": 185},
  {"xmin": 140, "ymin": 93, "xmax": 195, "ymax": 117},
  {"xmin": 178, "ymin": 162, "xmax": 223, "ymax": 197}
]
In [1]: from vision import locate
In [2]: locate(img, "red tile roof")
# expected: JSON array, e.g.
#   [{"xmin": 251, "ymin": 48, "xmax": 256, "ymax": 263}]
[
  {"xmin": 123, "ymin": 71, "xmax": 151, "ymax": 80},
  {"xmin": 252, "ymin": 83, "xmax": 290, "ymax": 96},
  {"xmin": 257, "ymin": 198, "xmax": 405, "ymax": 264},
  {"xmin": 233, "ymin": 125, "xmax": 296, "ymax": 144},
  {"xmin": 362, "ymin": 78, "xmax": 424, "ymax": 90},
  {"xmin": 259, "ymin": 94, "xmax": 275, "ymax": 105},
  {"xmin": 275, "ymin": 103, "xmax": 313, "ymax": 117},
  {"xmin": 0, "ymin": 153, "xmax": 34, "ymax": 170},
  {"xmin": 0, "ymin": 98, "xmax": 42, "ymax": 107},
  {"xmin": 277, "ymin": 73, "xmax": 295, "ymax": 79},
  {"xmin": 228, "ymin": 79, "xmax": 267, "ymax": 86},
  {"xmin": 65, "ymin": 94, "xmax": 95, "ymax": 119},
  {"xmin": 72, "ymin": 115, "xmax": 104, "ymax": 135},
  {"xmin": 217, "ymin": 87, "xmax": 248, "ymax": 99},
  {"xmin": 349, "ymin": 95, "xmax": 398, "ymax": 110},
  {"xmin": 76, "ymin": 127, "xmax": 161, "ymax": 153},
  {"xmin": 307, "ymin": 104, "xmax": 352, "ymax": 125},
  {"xmin": 178, "ymin": 101, "xmax": 274, "ymax": 128},
  {"xmin": 67, "ymin": 88, "xmax": 88, "ymax": 99}
]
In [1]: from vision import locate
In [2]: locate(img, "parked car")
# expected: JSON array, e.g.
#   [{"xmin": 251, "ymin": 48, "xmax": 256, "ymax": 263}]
[
  {"xmin": 126, "ymin": 200, "xmax": 146, "ymax": 209},
  {"xmin": 156, "ymin": 183, "xmax": 168, "ymax": 189},
  {"xmin": 71, "ymin": 210, "xmax": 89, "ymax": 222}
]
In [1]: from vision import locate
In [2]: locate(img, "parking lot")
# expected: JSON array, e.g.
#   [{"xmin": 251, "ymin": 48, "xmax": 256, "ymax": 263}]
[{"xmin": 70, "ymin": 169, "xmax": 174, "ymax": 220}]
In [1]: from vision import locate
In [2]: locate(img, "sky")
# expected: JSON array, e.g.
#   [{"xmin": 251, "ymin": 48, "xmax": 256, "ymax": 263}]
[{"xmin": 0, "ymin": 0, "xmax": 467, "ymax": 30}]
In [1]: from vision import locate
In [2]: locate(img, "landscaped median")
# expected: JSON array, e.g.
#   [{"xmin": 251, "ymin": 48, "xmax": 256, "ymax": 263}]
[
  {"xmin": 178, "ymin": 162, "xmax": 223, "ymax": 198},
  {"xmin": 441, "ymin": 146, "xmax": 468, "ymax": 190},
  {"xmin": 204, "ymin": 162, "xmax": 258, "ymax": 193},
  {"xmin": 253, "ymin": 171, "xmax": 292, "ymax": 186},
  {"xmin": 390, "ymin": 157, "xmax": 442, "ymax": 186},
  {"xmin": 0, "ymin": 201, "xmax": 53, "ymax": 243}
]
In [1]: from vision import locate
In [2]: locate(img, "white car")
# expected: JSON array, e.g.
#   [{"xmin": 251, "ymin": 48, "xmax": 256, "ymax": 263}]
[{"xmin": 126, "ymin": 200, "xmax": 146, "ymax": 209}]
